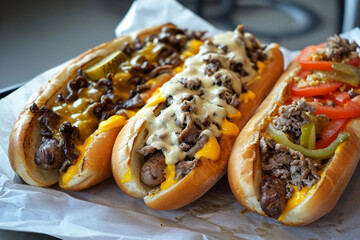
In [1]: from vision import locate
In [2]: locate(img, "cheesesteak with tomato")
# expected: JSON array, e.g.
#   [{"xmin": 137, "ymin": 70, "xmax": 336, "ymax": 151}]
[{"xmin": 228, "ymin": 34, "xmax": 360, "ymax": 226}]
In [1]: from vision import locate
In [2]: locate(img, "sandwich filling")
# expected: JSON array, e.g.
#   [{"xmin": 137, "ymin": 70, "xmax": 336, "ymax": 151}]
[
  {"xmin": 29, "ymin": 26, "xmax": 205, "ymax": 179},
  {"xmin": 134, "ymin": 25, "xmax": 270, "ymax": 190},
  {"xmin": 258, "ymin": 35, "xmax": 360, "ymax": 220}
]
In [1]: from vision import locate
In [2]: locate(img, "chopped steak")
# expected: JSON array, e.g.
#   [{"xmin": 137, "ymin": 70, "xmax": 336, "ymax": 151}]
[
  {"xmin": 175, "ymin": 159, "xmax": 198, "ymax": 180},
  {"xmin": 203, "ymin": 55, "xmax": 222, "ymax": 76},
  {"xmin": 137, "ymin": 145, "xmax": 157, "ymax": 157},
  {"xmin": 229, "ymin": 60, "xmax": 248, "ymax": 77},
  {"xmin": 260, "ymin": 175, "xmax": 287, "ymax": 219},
  {"xmin": 219, "ymin": 90, "xmax": 240, "ymax": 108},
  {"xmin": 179, "ymin": 77, "xmax": 201, "ymax": 91},
  {"xmin": 59, "ymin": 122, "xmax": 80, "ymax": 161},
  {"xmin": 272, "ymin": 99, "xmax": 315, "ymax": 144},
  {"xmin": 178, "ymin": 113, "xmax": 200, "ymax": 144},
  {"xmin": 140, "ymin": 151, "xmax": 166, "ymax": 187},
  {"xmin": 38, "ymin": 106, "xmax": 60, "ymax": 137},
  {"xmin": 260, "ymin": 136, "xmax": 320, "ymax": 200},
  {"xmin": 319, "ymin": 34, "xmax": 359, "ymax": 62},
  {"xmin": 121, "ymin": 93, "xmax": 145, "ymax": 110},
  {"xmin": 187, "ymin": 134, "xmax": 210, "ymax": 157}
]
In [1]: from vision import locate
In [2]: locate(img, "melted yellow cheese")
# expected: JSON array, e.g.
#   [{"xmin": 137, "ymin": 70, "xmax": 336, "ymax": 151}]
[
  {"xmin": 278, "ymin": 184, "xmax": 316, "ymax": 221},
  {"xmin": 173, "ymin": 65, "xmax": 183, "ymax": 73},
  {"xmin": 143, "ymin": 92, "xmax": 166, "ymax": 108},
  {"xmin": 239, "ymin": 90, "xmax": 256, "ymax": 103},
  {"xmin": 195, "ymin": 136, "xmax": 221, "ymax": 161},
  {"xmin": 228, "ymin": 110, "xmax": 242, "ymax": 120},
  {"xmin": 121, "ymin": 167, "xmax": 133, "ymax": 183},
  {"xmin": 160, "ymin": 164, "xmax": 178, "ymax": 190},
  {"xmin": 60, "ymin": 115, "xmax": 127, "ymax": 185},
  {"xmin": 220, "ymin": 118, "xmax": 240, "ymax": 136},
  {"xmin": 256, "ymin": 61, "xmax": 266, "ymax": 75}
]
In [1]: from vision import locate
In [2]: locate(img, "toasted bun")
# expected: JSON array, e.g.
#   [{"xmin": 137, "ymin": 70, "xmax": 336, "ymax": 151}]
[
  {"xmin": 228, "ymin": 58, "xmax": 360, "ymax": 226},
  {"xmin": 8, "ymin": 23, "xmax": 176, "ymax": 190},
  {"xmin": 112, "ymin": 44, "xmax": 284, "ymax": 210}
]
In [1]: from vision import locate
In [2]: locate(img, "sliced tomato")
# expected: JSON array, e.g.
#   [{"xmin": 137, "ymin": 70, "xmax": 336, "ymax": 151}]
[
  {"xmin": 309, "ymin": 98, "xmax": 360, "ymax": 119},
  {"xmin": 316, "ymin": 118, "xmax": 349, "ymax": 149},
  {"xmin": 291, "ymin": 81, "xmax": 343, "ymax": 97},
  {"xmin": 298, "ymin": 43, "xmax": 360, "ymax": 71},
  {"xmin": 297, "ymin": 69, "xmax": 312, "ymax": 79},
  {"xmin": 324, "ymin": 91, "xmax": 351, "ymax": 105}
]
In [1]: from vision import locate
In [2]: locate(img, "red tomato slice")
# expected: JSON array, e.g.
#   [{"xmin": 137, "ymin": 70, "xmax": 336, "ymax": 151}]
[
  {"xmin": 309, "ymin": 99, "xmax": 360, "ymax": 119},
  {"xmin": 298, "ymin": 43, "xmax": 360, "ymax": 71},
  {"xmin": 316, "ymin": 118, "xmax": 349, "ymax": 149},
  {"xmin": 324, "ymin": 91, "xmax": 351, "ymax": 105},
  {"xmin": 291, "ymin": 81, "xmax": 343, "ymax": 97}
]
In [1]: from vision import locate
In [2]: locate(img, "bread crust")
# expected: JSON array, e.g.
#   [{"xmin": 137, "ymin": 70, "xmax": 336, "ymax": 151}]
[
  {"xmin": 228, "ymin": 58, "xmax": 360, "ymax": 226},
  {"xmin": 111, "ymin": 44, "xmax": 284, "ymax": 210},
  {"xmin": 8, "ymin": 23, "xmax": 176, "ymax": 190}
]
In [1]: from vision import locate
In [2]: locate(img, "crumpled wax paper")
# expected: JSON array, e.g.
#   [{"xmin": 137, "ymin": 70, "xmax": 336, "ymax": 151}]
[{"xmin": 1, "ymin": 0, "xmax": 359, "ymax": 239}]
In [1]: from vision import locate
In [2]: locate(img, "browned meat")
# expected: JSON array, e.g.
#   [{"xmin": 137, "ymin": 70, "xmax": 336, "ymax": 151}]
[
  {"xmin": 229, "ymin": 60, "xmax": 248, "ymax": 77},
  {"xmin": 175, "ymin": 159, "xmax": 198, "ymax": 179},
  {"xmin": 321, "ymin": 34, "xmax": 359, "ymax": 62},
  {"xmin": 137, "ymin": 145, "xmax": 157, "ymax": 156},
  {"xmin": 38, "ymin": 106, "xmax": 60, "ymax": 138},
  {"xmin": 178, "ymin": 113, "xmax": 200, "ymax": 144},
  {"xmin": 181, "ymin": 97, "xmax": 197, "ymax": 113},
  {"xmin": 272, "ymin": 99, "xmax": 315, "ymax": 144},
  {"xmin": 120, "ymin": 42, "xmax": 135, "ymax": 56},
  {"xmin": 219, "ymin": 90, "xmax": 240, "ymax": 108},
  {"xmin": 140, "ymin": 151, "xmax": 166, "ymax": 187},
  {"xmin": 65, "ymin": 73, "xmax": 89, "ymax": 101},
  {"xmin": 121, "ymin": 93, "xmax": 145, "ymax": 110},
  {"xmin": 59, "ymin": 122, "xmax": 79, "ymax": 161},
  {"xmin": 187, "ymin": 134, "xmax": 210, "ymax": 157},
  {"xmin": 260, "ymin": 175, "xmax": 287, "ymax": 219},
  {"xmin": 93, "ymin": 95, "xmax": 121, "ymax": 122},
  {"xmin": 260, "ymin": 136, "xmax": 320, "ymax": 200},
  {"xmin": 179, "ymin": 77, "xmax": 201, "ymax": 91},
  {"xmin": 35, "ymin": 138, "xmax": 65, "ymax": 170},
  {"xmin": 204, "ymin": 56, "xmax": 222, "ymax": 76},
  {"xmin": 148, "ymin": 65, "xmax": 173, "ymax": 78},
  {"xmin": 214, "ymin": 73, "xmax": 232, "ymax": 90}
]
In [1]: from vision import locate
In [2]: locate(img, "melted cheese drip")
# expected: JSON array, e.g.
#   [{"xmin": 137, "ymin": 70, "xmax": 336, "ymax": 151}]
[
  {"xmin": 61, "ymin": 115, "xmax": 127, "ymax": 185},
  {"xmin": 195, "ymin": 136, "xmax": 221, "ymax": 160},
  {"xmin": 141, "ymin": 29, "xmax": 266, "ymax": 166},
  {"xmin": 160, "ymin": 164, "xmax": 178, "ymax": 190},
  {"xmin": 220, "ymin": 118, "xmax": 240, "ymax": 136},
  {"xmin": 121, "ymin": 167, "xmax": 133, "ymax": 183}
]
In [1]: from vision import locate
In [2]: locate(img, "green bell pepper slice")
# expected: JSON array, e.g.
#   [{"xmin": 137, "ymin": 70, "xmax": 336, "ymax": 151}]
[
  {"xmin": 300, "ymin": 123, "xmax": 316, "ymax": 150},
  {"xmin": 266, "ymin": 123, "xmax": 349, "ymax": 160}
]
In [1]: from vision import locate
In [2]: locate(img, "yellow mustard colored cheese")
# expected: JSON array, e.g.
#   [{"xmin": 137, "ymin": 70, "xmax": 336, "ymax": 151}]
[
  {"xmin": 228, "ymin": 111, "xmax": 242, "ymax": 120},
  {"xmin": 160, "ymin": 164, "xmax": 178, "ymax": 190},
  {"xmin": 278, "ymin": 184, "xmax": 316, "ymax": 221},
  {"xmin": 220, "ymin": 118, "xmax": 240, "ymax": 136},
  {"xmin": 239, "ymin": 90, "xmax": 256, "ymax": 103},
  {"xmin": 187, "ymin": 40, "xmax": 204, "ymax": 54},
  {"xmin": 121, "ymin": 167, "xmax": 133, "ymax": 183},
  {"xmin": 61, "ymin": 115, "xmax": 127, "ymax": 185},
  {"xmin": 256, "ymin": 61, "xmax": 266, "ymax": 75},
  {"xmin": 173, "ymin": 65, "xmax": 184, "ymax": 73},
  {"xmin": 144, "ymin": 92, "xmax": 166, "ymax": 108},
  {"xmin": 195, "ymin": 136, "xmax": 221, "ymax": 161}
]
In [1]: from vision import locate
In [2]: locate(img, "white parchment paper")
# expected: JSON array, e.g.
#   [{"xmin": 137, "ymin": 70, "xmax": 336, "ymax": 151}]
[{"xmin": 1, "ymin": 0, "xmax": 360, "ymax": 239}]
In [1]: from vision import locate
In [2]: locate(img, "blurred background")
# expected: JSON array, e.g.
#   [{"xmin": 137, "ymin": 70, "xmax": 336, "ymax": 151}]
[{"xmin": 0, "ymin": 0, "xmax": 359, "ymax": 238}]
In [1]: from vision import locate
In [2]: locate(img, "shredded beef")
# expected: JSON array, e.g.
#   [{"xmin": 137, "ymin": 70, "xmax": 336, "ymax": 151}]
[
  {"xmin": 59, "ymin": 122, "xmax": 80, "ymax": 161},
  {"xmin": 137, "ymin": 146, "xmax": 157, "ymax": 156},
  {"xmin": 187, "ymin": 134, "xmax": 210, "ymax": 157},
  {"xmin": 260, "ymin": 136, "xmax": 320, "ymax": 199},
  {"xmin": 321, "ymin": 35, "xmax": 359, "ymax": 62},
  {"xmin": 175, "ymin": 159, "xmax": 199, "ymax": 180},
  {"xmin": 204, "ymin": 55, "xmax": 222, "ymax": 76},
  {"xmin": 214, "ymin": 73, "xmax": 232, "ymax": 90},
  {"xmin": 148, "ymin": 65, "xmax": 173, "ymax": 78},
  {"xmin": 219, "ymin": 90, "xmax": 240, "ymax": 108},
  {"xmin": 179, "ymin": 77, "xmax": 201, "ymax": 91},
  {"xmin": 121, "ymin": 93, "xmax": 145, "ymax": 110},
  {"xmin": 178, "ymin": 113, "xmax": 200, "ymax": 144},
  {"xmin": 229, "ymin": 60, "xmax": 248, "ymax": 77},
  {"xmin": 38, "ymin": 106, "xmax": 60, "ymax": 137},
  {"xmin": 273, "ymin": 99, "xmax": 315, "ymax": 144},
  {"xmin": 93, "ymin": 95, "xmax": 122, "ymax": 122},
  {"xmin": 35, "ymin": 138, "xmax": 65, "ymax": 170},
  {"xmin": 181, "ymin": 97, "xmax": 197, "ymax": 113},
  {"xmin": 185, "ymin": 29, "xmax": 206, "ymax": 41},
  {"xmin": 29, "ymin": 103, "xmax": 39, "ymax": 114},
  {"xmin": 96, "ymin": 74, "xmax": 113, "ymax": 90}
]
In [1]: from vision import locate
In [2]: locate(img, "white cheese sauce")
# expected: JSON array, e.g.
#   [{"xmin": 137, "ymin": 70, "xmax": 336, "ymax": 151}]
[{"xmin": 142, "ymin": 29, "xmax": 265, "ymax": 165}]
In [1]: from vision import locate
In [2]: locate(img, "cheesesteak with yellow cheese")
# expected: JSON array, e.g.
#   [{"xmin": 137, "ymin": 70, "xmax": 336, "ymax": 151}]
[
  {"xmin": 8, "ymin": 23, "xmax": 206, "ymax": 191},
  {"xmin": 111, "ymin": 25, "xmax": 283, "ymax": 210}
]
